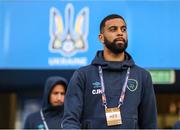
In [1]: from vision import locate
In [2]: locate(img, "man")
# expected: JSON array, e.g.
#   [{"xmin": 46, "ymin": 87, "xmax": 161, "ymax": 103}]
[
  {"xmin": 24, "ymin": 76, "xmax": 68, "ymax": 129},
  {"xmin": 62, "ymin": 14, "xmax": 157, "ymax": 129}
]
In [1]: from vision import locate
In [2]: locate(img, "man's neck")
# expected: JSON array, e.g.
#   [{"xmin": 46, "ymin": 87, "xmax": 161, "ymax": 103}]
[{"xmin": 103, "ymin": 49, "xmax": 125, "ymax": 62}]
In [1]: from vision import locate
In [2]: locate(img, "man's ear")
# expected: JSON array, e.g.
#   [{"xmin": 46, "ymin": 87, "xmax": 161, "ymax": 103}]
[{"xmin": 98, "ymin": 34, "xmax": 104, "ymax": 44}]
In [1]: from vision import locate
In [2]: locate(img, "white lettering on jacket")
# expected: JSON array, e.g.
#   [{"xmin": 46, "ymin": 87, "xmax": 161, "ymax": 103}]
[{"xmin": 92, "ymin": 89, "xmax": 102, "ymax": 95}]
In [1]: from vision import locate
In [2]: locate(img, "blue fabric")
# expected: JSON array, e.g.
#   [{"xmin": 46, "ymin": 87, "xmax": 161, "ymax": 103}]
[{"xmin": 62, "ymin": 50, "xmax": 157, "ymax": 129}]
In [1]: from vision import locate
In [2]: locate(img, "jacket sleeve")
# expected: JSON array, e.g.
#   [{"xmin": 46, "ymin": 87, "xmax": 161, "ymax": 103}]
[
  {"xmin": 61, "ymin": 70, "xmax": 85, "ymax": 129},
  {"xmin": 138, "ymin": 71, "xmax": 158, "ymax": 129}
]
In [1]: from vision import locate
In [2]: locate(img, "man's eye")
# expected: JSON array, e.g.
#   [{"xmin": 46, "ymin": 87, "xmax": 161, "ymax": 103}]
[
  {"xmin": 109, "ymin": 27, "xmax": 117, "ymax": 32},
  {"xmin": 60, "ymin": 92, "xmax": 65, "ymax": 95},
  {"xmin": 53, "ymin": 92, "xmax": 58, "ymax": 95},
  {"xmin": 121, "ymin": 27, "xmax": 127, "ymax": 32}
]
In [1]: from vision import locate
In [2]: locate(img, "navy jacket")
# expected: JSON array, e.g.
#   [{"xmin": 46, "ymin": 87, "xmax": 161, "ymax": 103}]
[
  {"xmin": 24, "ymin": 76, "xmax": 68, "ymax": 129},
  {"xmin": 62, "ymin": 51, "xmax": 157, "ymax": 129}
]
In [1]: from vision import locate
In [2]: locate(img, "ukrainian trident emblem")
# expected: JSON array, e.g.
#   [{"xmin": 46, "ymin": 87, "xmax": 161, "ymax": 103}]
[{"xmin": 49, "ymin": 3, "xmax": 89, "ymax": 57}]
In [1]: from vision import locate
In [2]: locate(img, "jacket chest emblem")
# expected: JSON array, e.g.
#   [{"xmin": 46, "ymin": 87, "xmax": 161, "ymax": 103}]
[
  {"xmin": 92, "ymin": 81, "xmax": 102, "ymax": 95},
  {"xmin": 127, "ymin": 79, "xmax": 138, "ymax": 92}
]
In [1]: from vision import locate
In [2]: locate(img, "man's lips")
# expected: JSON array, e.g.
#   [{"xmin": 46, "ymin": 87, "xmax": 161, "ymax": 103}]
[{"xmin": 114, "ymin": 37, "xmax": 125, "ymax": 43}]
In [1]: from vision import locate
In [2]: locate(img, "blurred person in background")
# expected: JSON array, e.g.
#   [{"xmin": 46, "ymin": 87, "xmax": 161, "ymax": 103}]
[
  {"xmin": 24, "ymin": 76, "xmax": 68, "ymax": 129},
  {"xmin": 62, "ymin": 14, "xmax": 157, "ymax": 129}
]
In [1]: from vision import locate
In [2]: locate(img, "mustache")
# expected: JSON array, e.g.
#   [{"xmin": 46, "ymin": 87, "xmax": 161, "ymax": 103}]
[{"xmin": 114, "ymin": 37, "xmax": 126, "ymax": 43}]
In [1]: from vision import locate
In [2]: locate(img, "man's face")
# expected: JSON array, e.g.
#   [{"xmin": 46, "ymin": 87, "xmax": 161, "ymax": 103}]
[
  {"xmin": 49, "ymin": 84, "xmax": 65, "ymax": 106},
  {"xmin": 99, "ymin": 18, "xmax": 128, "ymax": 54}
]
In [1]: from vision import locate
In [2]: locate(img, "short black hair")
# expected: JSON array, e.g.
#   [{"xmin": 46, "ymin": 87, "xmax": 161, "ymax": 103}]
[{"xmin": 100, "ymin": 14, "xmax": 126, "ymax": 33}]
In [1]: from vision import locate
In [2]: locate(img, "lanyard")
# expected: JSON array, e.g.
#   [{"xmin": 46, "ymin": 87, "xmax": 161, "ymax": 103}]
[
  {"xmin": 98, "ymin": 66, "xmax": 130, "ymax": 108},
  {"xmin": 40, "ymin": 109, "xmax": 49, "ymax": 130}
]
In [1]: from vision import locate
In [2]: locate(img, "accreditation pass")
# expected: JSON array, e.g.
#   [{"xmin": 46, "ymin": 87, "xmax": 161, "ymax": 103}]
[{"xmin": 105, "ymin": 107, "xmax": 122, "ymax": 126}]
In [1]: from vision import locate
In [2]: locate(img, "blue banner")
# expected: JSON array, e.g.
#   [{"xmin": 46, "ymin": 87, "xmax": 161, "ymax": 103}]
[{"xmin": 0, "ymin": 0, "xmax": 180, "ymax": 69}]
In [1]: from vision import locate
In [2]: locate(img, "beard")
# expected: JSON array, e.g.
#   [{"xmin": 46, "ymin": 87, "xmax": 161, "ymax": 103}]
[{"xmin": 103, "ymin": 37, "xmax": 128, "ymax": 54}]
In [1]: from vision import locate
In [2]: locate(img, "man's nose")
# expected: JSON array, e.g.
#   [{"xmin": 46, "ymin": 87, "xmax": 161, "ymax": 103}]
[{"xmin": 57, "ymin": 93, "xmax": 62, "ymax": 99}]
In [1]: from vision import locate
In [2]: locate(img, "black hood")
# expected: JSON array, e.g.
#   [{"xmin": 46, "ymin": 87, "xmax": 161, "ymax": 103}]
[
  {"xmin": 42, "ymin": 76, "xmax": 68, "ymax": 110},
  {"xmin": 91, "ymin": 50, "xmax": 135, "ymax": 70}
]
